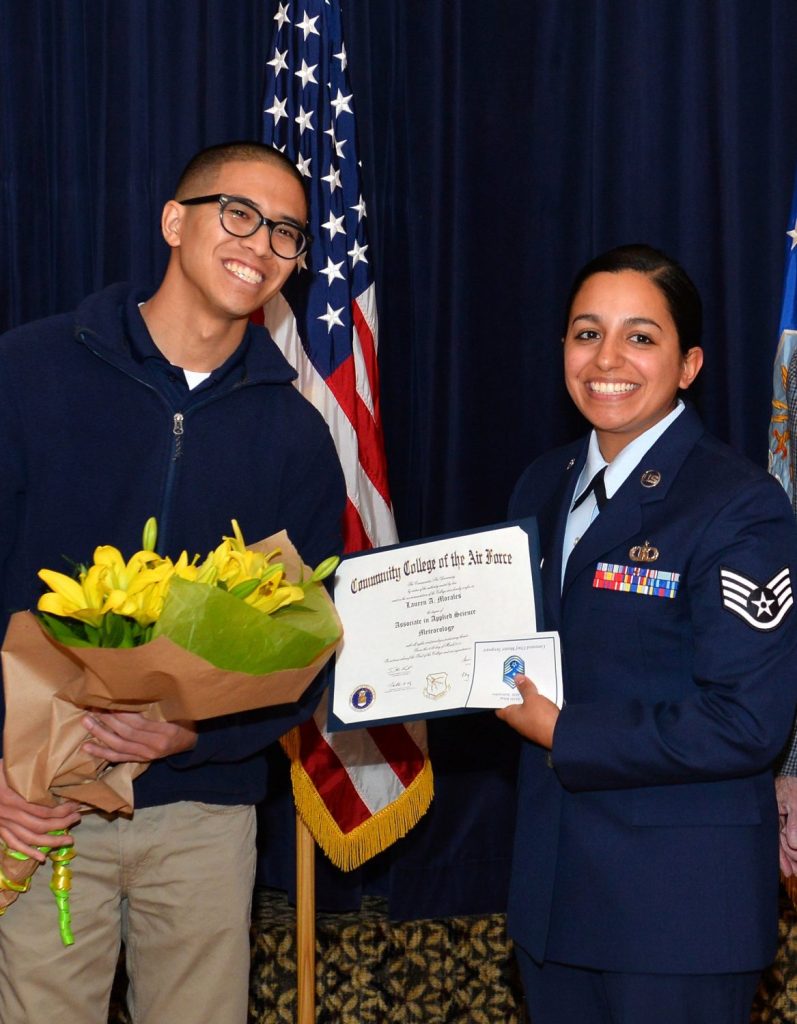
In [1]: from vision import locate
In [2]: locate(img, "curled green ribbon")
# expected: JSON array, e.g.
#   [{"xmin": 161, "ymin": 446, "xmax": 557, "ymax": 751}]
[
  {"xmin": 47, "ymin": 836, "xmax": 75, "ymax": 946},
  {"xmin": 0, "ymin": 829, "xmax": 75, "ymax": 945}
]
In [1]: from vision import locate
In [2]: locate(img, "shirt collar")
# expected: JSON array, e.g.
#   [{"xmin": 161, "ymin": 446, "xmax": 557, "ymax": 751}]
[
  {"xmin": 126, "ymin": 296, "xmax": 251, "ymax": 393},
  {"xmin": 577, "ymin": 400, "xmax": 685, "ymax": 502}
]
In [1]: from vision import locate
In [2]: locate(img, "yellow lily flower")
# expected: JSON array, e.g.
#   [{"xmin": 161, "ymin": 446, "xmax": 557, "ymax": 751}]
[
  {"xmin": 248, "ymin": 584, "xmax": 305, "ymax": 615},
  {"xmin": 37, "ymin": 569, "xmax": 106, "ymax": 626},
  {"xmin": 37, "ymin": 518, "xmax": 330, "ymax": 650}
]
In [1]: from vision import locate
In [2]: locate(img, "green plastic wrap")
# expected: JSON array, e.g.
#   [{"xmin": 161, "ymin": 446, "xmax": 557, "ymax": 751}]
[{"xmin": 152, "ymin": 576, "xmax": 341, "ymax": 674}]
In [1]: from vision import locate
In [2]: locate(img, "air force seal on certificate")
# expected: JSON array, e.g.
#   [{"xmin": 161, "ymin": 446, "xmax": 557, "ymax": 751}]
[
  {"xmin": 720, "ymin": 566, "xmax": 793, "ymax": 631},
  {"xmin": 349, "ymin": 685, "xmax": 376, "ymax": 712}
]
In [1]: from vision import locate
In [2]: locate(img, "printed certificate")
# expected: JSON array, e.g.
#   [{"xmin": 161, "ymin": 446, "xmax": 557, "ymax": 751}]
[{"xmin": 328, "ymin": 520, "xmax": 562, "ymax": 731}]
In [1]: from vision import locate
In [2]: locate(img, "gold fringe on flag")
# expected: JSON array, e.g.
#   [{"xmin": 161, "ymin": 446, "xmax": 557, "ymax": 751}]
[{"xmin": 281, "ymin": 728, "xmax": 434, "ymax": 871}]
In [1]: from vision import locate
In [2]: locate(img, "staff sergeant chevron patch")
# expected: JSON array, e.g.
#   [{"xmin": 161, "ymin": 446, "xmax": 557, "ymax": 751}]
[{"xmin": 719, "ymin": 566, "xmax": 794, "ymax": 631}]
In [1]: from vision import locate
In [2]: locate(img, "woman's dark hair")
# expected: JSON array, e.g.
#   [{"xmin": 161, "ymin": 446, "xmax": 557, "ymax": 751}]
[{"xmin": 563, "ymin": 244, "xmax": 702, "ymax": 354}]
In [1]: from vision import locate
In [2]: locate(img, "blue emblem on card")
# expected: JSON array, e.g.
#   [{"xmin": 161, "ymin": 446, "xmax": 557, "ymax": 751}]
[
  {"xmin": 503, "ymin": 656, "xmax": 524, "ymax": 688},
  {"xmin": 350, "ymin": 685, "xmax": 376, "ymax": 712}
]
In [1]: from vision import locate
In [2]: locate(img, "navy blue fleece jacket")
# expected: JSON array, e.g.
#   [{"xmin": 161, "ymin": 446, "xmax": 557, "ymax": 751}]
[{"xmin": 0, "ymin": 283, "xmax": 345, "ymax": 807}]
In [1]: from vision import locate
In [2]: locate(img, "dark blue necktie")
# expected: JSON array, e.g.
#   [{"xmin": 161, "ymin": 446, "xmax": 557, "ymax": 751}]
[{"xmin": 572, "ymin": 466, "xmax": 608, "ymax": 511}]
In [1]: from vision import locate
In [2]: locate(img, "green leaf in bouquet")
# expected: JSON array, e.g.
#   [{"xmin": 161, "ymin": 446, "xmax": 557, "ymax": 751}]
[
  {"xmin": 37, "ymin": 609, "xmax": 152, "ymax": 649},
  {"xmin": 151, "ymin": 576, "xmax": 341, "ymax": 674},
  {"xmin": 38, "ymin": 612, "xmax": 95, "ymax": 647}
]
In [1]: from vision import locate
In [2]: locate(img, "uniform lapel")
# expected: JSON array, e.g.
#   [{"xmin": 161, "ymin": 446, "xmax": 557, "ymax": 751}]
[
  {"xmin": 540, "ymin": 445, "xmax": 587, "ymax": 628},
  {"xmin": 561, "ymin": 406, "xmax": 705, "ymax": 598}
]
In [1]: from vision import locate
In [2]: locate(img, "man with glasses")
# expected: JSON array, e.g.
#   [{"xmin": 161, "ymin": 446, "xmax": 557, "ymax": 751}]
[{"xmin": 0, "ymin": 141, "xmax": 344, "ymax": 1024}]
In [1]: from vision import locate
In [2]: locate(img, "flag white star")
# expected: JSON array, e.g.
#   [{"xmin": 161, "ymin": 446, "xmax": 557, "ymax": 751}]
[
  {"xmin": 297, "ymin": 12, "xmax": 320, "ymax": 39},
  {"xmin": 267, "ymin": 48, "xmax": 288, "ymax": 75},
  {"xmin": 348, "ymin": 239, "xmax": 368, "ymax": 266},
  {"xmin": 789, "ymin": 217, "xmax": 797, "ymax": 250},
  {"xmin": 265, "ymin": 95, "xmax": 288, "ymax": 124},
  {"xmin": 321, "ymin": 212, "xmax": 346, "ymax": 238},
  {"xmin": 333, "ymin": 43, "xmax": 347, "ymax": 70},
  {"xmin": 330, "ymin": 88, "xmax": 353, "ymax": 118},
  {"xmin": 274, "ymin": 2, "xmax": 290, "ymax": 28},
  {"xmin": 295, "ymin": 106, "xmax": 314, "ymax": 134},
  {"xmin": 318, "ymin": 303, "xmax": 345, "ymax": 333},
  {"xmin": 319, "ymin": 257, "xmax": 345, "ymax": 284},
  {"xmin": 296, "ymin": 153, "xmax": 312, "ymax": 178},
  {"xmin": 324, "ymin": 126, "xmax": 347, "ymax": 158},
  {"xmin": 295, "ymin": 59, "xmax": 318, "ymax": 88},
  {"xmin": 321, "ymin": 164, "xmax": 342, "ymax": 193},
  {"xmin": 351, "ymin": 195, "xmax": 367, "ymax": 221}
]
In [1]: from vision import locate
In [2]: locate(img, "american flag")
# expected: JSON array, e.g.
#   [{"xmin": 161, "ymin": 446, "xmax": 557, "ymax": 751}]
[{"xmin": 261, "ymin": 0, "xmax": 432, "ymax": 869}]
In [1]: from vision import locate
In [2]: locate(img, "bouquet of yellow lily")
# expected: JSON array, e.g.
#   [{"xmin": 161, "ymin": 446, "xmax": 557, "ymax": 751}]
[{"xmin": 0, "ymin": 520, "xmax": 341, "ymax": 943}]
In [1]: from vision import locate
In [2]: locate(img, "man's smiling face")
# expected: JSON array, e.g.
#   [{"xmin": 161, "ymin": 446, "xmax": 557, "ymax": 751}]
[{"xmin": 167, "ymin": 159, "xmax": 308, "ymax": 322}]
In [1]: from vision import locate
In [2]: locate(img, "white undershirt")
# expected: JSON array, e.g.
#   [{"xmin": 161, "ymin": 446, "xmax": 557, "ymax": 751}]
[
  {"xmin": 183, "ymin": 369, "xmax": 212, "ymax": 390},
  {"xmin": 137, "ymin": 303, "xmax": 211, "ymax": 391}
]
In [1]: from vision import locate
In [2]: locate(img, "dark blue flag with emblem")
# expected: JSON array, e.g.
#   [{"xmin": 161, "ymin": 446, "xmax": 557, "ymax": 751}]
[
  {"xmin": 768, "ymin": 165, "xmax": 797, "ymax": 781},
  {"xmin": 260, "ymin": 0, "xmax": 432, "ymax": 870},
  {"xmin": 769, "ymin": 165, "xmax": 797, "ymax": 511}
]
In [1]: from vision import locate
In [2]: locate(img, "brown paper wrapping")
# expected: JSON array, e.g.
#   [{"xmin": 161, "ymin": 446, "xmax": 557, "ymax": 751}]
[{"xmin": 1, "ymin": 531, "xmax": 340, "ymax": 815}]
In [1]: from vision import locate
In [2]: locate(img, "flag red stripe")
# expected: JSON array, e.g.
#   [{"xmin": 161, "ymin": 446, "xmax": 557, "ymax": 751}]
[
  {"xmin": 299, "ymin": 718, "xmax": 373, "ymax": 833},
  {"xmin": 351, "ymin": 297, "xmax": 380, "ymax": 414},
  {"xmin": 326, "ymin": 357, "xmax": 392, "ymax": 504},
  {"xmin": 342, "ymin": 498, "xmax": 372, "ymax": 554},
  {"xmin": 367, "ymin": 723, "xmax": 426, "ymax": 788}
]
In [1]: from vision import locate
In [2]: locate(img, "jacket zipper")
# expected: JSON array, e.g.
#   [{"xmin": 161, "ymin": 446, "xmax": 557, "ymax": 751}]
[
  {"xmin": 78, "ymin": 331, "xmax": 258, "ymax": 554},
  {"xmin": 172, "ymin": 412, "xmax": 185, "ymax": 460}
]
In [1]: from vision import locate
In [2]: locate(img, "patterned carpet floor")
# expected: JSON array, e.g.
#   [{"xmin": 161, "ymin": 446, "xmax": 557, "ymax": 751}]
[{"xmin": 107, "ymin": 885, "xmax": 797, "ymax": 1023}]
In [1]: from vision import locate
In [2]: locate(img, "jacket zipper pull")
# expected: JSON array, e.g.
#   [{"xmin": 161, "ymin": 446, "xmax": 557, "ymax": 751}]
[{"xmin": 173, "ymin": 412, "xmax": 184, "ymax": 460}]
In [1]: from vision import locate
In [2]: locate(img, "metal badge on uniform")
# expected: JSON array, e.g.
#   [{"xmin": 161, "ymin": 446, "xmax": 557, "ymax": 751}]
[
  {"xmin": 629, "ymin": 540, "xmax": 659, "ymax": 563},
  {"xmin": 640, "ymin": 469, "xmax": 661, "ymax": 488},
  {"xmin": 593, "ymin": 561, "xmax": 680, "ymax": 598},
  {"xmin": 719, "ymin": 566, "xmax": 793, "ymax": 631}
]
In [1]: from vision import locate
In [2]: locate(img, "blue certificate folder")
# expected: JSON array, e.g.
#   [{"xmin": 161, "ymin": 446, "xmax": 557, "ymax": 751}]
[{"xmin": 326, "ymin": 518, "xmax": 543, "ymax": 732}]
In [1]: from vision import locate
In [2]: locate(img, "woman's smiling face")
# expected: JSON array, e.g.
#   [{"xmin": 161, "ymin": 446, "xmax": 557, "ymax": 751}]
[{"xmin": 563, "ymin": 269, "xmax": 703, "ymax": 461}]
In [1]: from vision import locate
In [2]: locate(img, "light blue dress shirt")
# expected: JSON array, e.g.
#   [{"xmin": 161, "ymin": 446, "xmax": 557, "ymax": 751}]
[{"xmin": 561, "ymin": 401, "xmax": 685, "ymax": 588}]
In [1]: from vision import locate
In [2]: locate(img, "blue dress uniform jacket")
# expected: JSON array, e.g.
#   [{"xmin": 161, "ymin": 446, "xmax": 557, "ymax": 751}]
[{"xmin": 507, "ymin": 405, "xmax": 797, "ymax": 974}]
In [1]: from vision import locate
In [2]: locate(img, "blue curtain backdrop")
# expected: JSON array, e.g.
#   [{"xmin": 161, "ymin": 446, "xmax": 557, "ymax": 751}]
[{"xmin": 3, "ymin": 0, "xmax": 797, "ymax": 918}]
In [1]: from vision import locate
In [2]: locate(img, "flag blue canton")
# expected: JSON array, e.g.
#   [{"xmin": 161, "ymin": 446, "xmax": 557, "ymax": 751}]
[{"xmin": 262, "ymin": 0, "xmax": 371, "ymax": 380}]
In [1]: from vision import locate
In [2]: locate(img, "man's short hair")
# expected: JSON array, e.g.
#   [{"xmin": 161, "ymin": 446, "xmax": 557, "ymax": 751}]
[{"xmin": 174, "ymin": 141, "xmax": 305, "ymax": 200}]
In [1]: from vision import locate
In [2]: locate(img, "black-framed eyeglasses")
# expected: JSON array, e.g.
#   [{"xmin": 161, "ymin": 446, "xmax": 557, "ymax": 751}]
[{"xmin": 178, "ymin": 193, "xmax": 312, "ymax": 259}]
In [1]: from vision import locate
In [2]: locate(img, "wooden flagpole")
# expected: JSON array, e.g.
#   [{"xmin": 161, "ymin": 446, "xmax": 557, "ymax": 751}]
[{"xmin": 296, "ymin": 815, "xmax": 317, "ymax": 1024}]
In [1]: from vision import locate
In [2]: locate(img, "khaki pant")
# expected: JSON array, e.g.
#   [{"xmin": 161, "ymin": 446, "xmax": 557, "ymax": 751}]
[{"xmin": 0, "ymin": 801, "xmax": 256, "ymax": 1024}]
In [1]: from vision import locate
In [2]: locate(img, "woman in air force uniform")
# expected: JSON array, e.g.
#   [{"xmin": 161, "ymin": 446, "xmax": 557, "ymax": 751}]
[{"xmin": 497, "ymin": 244, "xmax": 797, "ymax": 1024}]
